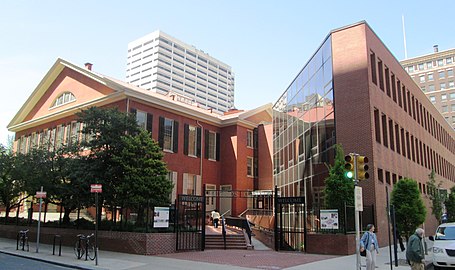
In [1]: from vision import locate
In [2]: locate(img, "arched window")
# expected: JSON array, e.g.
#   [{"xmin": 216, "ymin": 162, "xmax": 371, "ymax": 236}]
[{"xmin": 51, "ymin": 92, "xmax": 76, "ymax": 108}]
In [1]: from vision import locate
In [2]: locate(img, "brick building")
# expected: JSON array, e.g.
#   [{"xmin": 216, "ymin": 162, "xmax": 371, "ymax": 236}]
[
  {"xmin": 273, "ymin": 21, "xmax": 455, "ymax": 250},
  {"xmin": 7, "ymin": 58, "xmax": 273, "ymax": 218}
]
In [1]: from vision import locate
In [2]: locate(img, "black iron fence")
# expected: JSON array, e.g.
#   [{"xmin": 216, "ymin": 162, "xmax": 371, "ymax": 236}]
[{"xmin": 307, "ymin": 204, "xmax": 375, "ymax": 234}]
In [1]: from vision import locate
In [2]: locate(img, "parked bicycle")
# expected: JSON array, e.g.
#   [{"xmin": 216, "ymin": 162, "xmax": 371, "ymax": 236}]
[
  {"xmin": 74, "ymin": 233, "xmax": 96, "ymax": 260},
  {"xmin": 17, "ymin": 229, "xmax": 29, "ymax": 252}
]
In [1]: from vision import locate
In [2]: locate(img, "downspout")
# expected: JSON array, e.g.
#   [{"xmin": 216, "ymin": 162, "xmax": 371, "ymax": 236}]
[{"xmin": 126, "ymin": 98, "xmax": 130, "ymax": 114}]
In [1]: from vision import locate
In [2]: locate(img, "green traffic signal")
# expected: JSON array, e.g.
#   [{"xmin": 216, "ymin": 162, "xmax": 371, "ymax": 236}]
[{"xmin": 345, "ymin": 171, "xmax": 354, "ymax": 179}]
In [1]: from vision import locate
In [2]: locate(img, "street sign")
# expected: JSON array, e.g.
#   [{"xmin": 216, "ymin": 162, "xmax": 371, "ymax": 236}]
[
  {"xmin": 35, "ymin": 191, "xmax": 47, "ymax": 198},
  {"xmin": 91, "ymin": 184, "xmax": 102, "ymax": 193},
  {"xmin": 355, "ymin": 186, "xmax": 363, "ymax": 212}
]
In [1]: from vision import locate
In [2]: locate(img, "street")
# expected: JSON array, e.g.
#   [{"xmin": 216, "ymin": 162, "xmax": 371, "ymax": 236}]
[{"xmin": 0, "ymin": 253, "xmax": 73, "ymax": 270}]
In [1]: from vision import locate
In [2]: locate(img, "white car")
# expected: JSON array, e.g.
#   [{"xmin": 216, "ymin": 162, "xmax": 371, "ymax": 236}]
[{"xmin": 430, "ymin": 222, "xmax": 455, "ymax": 269}]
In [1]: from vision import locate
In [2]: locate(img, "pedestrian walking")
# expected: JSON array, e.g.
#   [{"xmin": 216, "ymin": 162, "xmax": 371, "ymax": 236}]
[
  {"xmin": 360, "ymin": 224, "xmax": 379, "ymax": 270},
  {"xmin": 211, "ymin": 209, "xmax": 220, "ymax": 228},
  {"xmin": 406, "ymin": 228, "xmax": 425, "ymax": 270}
]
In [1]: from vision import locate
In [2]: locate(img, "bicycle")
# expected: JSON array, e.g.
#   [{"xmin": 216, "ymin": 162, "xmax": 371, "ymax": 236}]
[
  {"xmin": 74, "ymin": 233, "xmax": 96, "ymax": 260},
  {"xmin": 17, "ymin": 229, "xmax": 29, "ymax": 252}
]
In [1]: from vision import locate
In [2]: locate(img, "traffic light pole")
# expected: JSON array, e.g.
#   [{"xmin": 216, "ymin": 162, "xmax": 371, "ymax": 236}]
[{"xmin": 352, "ymin": 153, "xmax": 361, "ymax": 270}]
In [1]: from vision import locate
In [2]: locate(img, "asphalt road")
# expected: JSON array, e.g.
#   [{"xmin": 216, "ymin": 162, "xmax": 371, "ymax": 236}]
[{"xmin": 0, "ymin": 253, "xmax": 73, "ymax": 270}]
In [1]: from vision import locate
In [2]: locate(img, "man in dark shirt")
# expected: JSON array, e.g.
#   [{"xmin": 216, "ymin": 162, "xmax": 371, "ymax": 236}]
[{"xmin": 406, "ymin": 228, "xmax": 425, "ymax": 270}]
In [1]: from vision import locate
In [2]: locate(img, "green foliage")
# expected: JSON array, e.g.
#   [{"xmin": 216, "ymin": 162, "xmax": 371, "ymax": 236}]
[
  {"xmin": 112, "ymin": 130, "xmax": 173, "ymax": 225},
  {"xmin": 427, "ymin": 170, "xmax": 444, "ymax": 224},
  {"xmin": 324, "ymin": 144, "xmax": 354, "ymax": 210},
  {"xmin": 391, "ymin": 178, "xmax": 426, "ymax": 238},
  {"xmin": 0, "ymin": 145, "xmax": 24, "ymax": 221},
  {"xmin": 446, "ymin": 186, "xmax": 455, "ymax": 223}
]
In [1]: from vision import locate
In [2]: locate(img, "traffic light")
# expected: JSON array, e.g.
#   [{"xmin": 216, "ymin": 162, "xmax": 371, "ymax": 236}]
[
  {"xmin": 344, "ymin": 154, "xmax": 355, "ymax": 179},
  {"xmin": 357, "ymin": 156, "xmax": 369, "ymax": 180}
]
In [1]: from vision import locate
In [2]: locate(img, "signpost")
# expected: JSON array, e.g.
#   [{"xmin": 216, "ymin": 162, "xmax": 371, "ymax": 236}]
[
  {"xmin": 90, "ymin": 184, "xmax": 102, "ymax": 266},
  {"xmin": 35, "ymin": 186, "xmax": 46, "ymax": 253}
]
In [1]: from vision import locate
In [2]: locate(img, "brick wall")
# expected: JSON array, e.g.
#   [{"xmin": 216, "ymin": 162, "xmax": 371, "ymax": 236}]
[
  {"xmin": 306, "ymin": 234, "xmax": 356, "ymax": 255},
  {"xmin": 0, "ymin": 224, "xmax": 176, "ymax": 255}
]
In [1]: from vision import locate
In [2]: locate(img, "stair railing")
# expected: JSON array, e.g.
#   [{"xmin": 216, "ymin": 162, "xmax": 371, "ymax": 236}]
[{"xmin": 221, "ymin": 216, "xmax": 227, "ymax": 249}]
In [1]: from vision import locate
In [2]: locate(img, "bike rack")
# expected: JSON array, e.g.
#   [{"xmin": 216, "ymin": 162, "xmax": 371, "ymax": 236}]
[{"xmin": 53, "ymin": 235, "xmax": 62, "ymax": 256}]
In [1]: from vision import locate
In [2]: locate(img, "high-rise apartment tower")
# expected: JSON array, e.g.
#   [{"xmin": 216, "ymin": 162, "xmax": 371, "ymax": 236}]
[
  {"xmin": 126, "ymin": 30, "xmax": 235, "ymax": 114},
  {"xmin": 401, "ymin": 46, "xmax": 455, "ymax": 129}
]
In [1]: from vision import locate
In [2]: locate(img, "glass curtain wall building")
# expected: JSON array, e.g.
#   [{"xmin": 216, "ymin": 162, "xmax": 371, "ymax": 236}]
[{"xmin": 273, "ymin": 36, "xmax": 335, "ymax": 250}]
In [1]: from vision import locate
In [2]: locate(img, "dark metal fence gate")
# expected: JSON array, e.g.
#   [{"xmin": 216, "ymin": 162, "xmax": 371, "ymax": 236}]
[
  {"xmin": 175, "ymin": 194, "xmax": 206, "ymax": 251},
  {"xmin": 274, "ymin": 190, "xmax": 306, "ymax": 252}
]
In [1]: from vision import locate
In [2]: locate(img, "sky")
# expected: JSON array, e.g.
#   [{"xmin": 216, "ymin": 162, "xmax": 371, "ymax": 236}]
[{"xmin": 1, "ymin": 1, "xmax": 454, "ymax": 146}]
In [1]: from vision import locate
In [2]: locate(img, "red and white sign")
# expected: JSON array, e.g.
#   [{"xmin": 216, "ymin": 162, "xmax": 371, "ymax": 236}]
[
  {"xmin": 90, "ymin": 184, "xmax": 102, "ymax": 193},
  {"xmin": 36, "ymin": 191, "xmax": 47, "ymax": 198}
]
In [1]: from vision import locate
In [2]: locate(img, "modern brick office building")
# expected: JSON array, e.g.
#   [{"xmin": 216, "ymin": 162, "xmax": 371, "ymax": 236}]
[
  {"xmin": 126, "ymin": 30, "xmax": 235, "ymax": 114},
  {"xmin": 7, "ymin": 58, "xmax": 271, "ymax": 218},
  {"xmin": 273, "ymin": 21, "xmax": 455, "ymax": 252},
  {"xmin": 400, "ymin": 47, "xmax": 455, "ymax": 129}
]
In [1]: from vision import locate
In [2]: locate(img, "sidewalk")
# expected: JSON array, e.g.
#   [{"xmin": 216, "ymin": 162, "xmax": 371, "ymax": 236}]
[{"xmin": 0, "ymin": 236, "xmax": 433, "ymax": 270}]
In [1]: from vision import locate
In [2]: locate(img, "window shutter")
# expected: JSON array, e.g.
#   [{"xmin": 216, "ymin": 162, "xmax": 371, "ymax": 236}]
[
  {"xmin": 204, "ymin": 130, "xmax": 209, "ymax": 159},
  {"xmin": 173, "ymin": 121, "xmax": 179, "ymax": 153},
  {"xmin": 196, "ymin": 127, "xmax": 202, "ymax": 157},
  {"xmin": 183, "ymin": 124, "xmax": 189, "ymax": 155},
  {"xmin": 146, "ymin": 113, "xmax": 153, "ymax": 133},
  {"xmin": 216, "ymin": 132, "xmax": 220, "ymax": 161},
  {"xmin": 158, "ymin": 117, "xmax": 164, "ymax": 148},
  {"xmin": 130, "ymin": 108, "xmax": 137, "ymax": 115}
]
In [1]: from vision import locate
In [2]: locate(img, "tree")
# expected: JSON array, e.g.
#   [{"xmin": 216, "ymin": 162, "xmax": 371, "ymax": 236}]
[
  {"xmin": 112, "ymin": 130, "xmax": 173, "ymax": 226},
  {"xmin": 446, "ymin": 186, "xmax": 455, "ymax": 223},
  {"xmin": 75, "ymin": 107, "xmax": 140, "ymax": 224},
  {"xmin": 324, "ymin": 144, "xmax": 354, "ymax": 211},
  {"xmin": 0, "ymin": 145, "xmax": 24, "ymax": 222},
  {"xmin": 427, "ymin": 170, "xmax": 444, "ymax": 224},
  {"xmin": 391, "ymin": 178, "xmax": 426, "ymax": 239}
]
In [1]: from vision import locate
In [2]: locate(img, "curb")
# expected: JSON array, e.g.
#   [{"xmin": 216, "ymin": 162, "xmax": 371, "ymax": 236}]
[{"xmin": 0, "ymin": 250, "xmax": 94, "ymax": 270}]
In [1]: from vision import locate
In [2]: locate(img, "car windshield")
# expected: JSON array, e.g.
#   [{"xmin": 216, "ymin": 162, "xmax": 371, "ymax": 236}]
[{"xmin": 436, "ymin": 226, "xmax": 455, "ymax": 240}]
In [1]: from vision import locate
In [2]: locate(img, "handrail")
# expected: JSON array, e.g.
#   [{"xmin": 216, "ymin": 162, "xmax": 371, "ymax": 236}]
[
  {"xmin": 221, "ymin": 209, "xmax": 231, "ymax": 217},
  {"xmin": 224, "ymin": 217, "xmax": 254, "ymax": 245},
  {"xmin": 239, "ymin": 208, "xmax": 249, "ymax": 217},
  {"xmin": 221, "ymin": 216, "xmax": 227, "ymax": 249}
]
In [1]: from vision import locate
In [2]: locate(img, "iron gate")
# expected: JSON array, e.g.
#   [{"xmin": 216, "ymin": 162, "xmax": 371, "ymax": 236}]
[
  {"xmin": 274, "ymin": 189, "xmax": 306, "ymax": 252},
  {"xmin": 175, "ymin": 194, "xmax": 206, "ymax": 251}
]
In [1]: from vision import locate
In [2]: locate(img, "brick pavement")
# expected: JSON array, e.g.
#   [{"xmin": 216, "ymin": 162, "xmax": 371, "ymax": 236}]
[{"xmin": 158, "ymin": 249, "xmax": 337, "ymax": 269}]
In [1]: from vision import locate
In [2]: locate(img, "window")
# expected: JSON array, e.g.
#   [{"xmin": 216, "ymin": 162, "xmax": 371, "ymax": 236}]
[
  {"xmin": 442, "ymin": 94, "xmax": 447, "ymax": 101},
  {"xmin": 428, "ymin": 73, "xmax": 434, "ymax": 81},
  {"xmin": 131, "ymin": 109, "xmax": 153, "ymax": 132},
  {"xmin": 449, "ymin": 81, "xmax": 455, "ymax": 89},
  {"xmin": 206, "ymin": 131, "xmax": 217, "ymax": 160},
  {"xmin": 441, "ymin": 83, "xmax": 446, "ymax": 90},
  {"xmin": 184, "ymin": 124, "xmax": 201, "ymax": 157},
  {"xmin": 419, "ymin": 76, "xmax": 425, "ymax": 83},
  {"xmin": 167, "ymin": 171, "xmax": 177, "ymax": 202},
  {"xmin": 247, "ymin": 156, "xmax": 254, "ymax": 177},
  {"xmin": 429, "ymin": 84, "xmax": 435, "ymax": 91},
  {"xmin": 448, "ymin": 69, "xmax": 454, "ymax": 77},
  {"xmin": 418, "ymin": 63, "xmax": 424, "ymax": 70},
  {"xmin": 382, "ymin": 114, "xmax": 388, "ymax": 147},
  {"xmin": 450, "ymin": 92, "xmax": 455, "ymax": 100},
  {"xmin": 438, "ymin": 59, "xmax": 444, "ymax": 66},
  {"xmin": 439, "ymin": 71, "xmax": 445, "ymax": 79},
  {"xmin": 247, "ymin": 130, "xmax": 254, "ymax": 148},
  {"xmin": 447, "ymin": 58, "xmax": 453, "ymax": 64},
  {"xmin": 427, "ymin": 62, "xmax": 433, "ymax": 69},
  {"xmin": 378, "ymin": 60, "xmax": 384, "ymax": 90},
  {"xmin": 421, "ymin": 86, "xmax": 426, "ymax": 92},
  {"xmin": 370, "ymin": 52, "xmax": 377, "ymax": 85},
  {"xmin": 51, "ymin": 92, "xmax": 76, "ymax": 108},
  {"xmin": 442, "ymin": 106, "xmax": 448, "ymax": 113},
  {"xmin": 408, "ymin": 66, "xmax": 414, "ymax": 73},
  {"xmin": 430, "ymin": 96, "xmax": 436, "ymax": 103},
  {"xmin": 451, "ymin": 104, "xmax": 455, "ymax": 112},
  {"xmin": 159, "ymin": 117, "xmax": 178, "ymax": 153},
  {"xmin": 374, "ymin": 109, "xmax": 381, "ymax": 143},
  {"xmin": 183, "ymin": 173, "xmax": 201, "ymax": 195}
]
